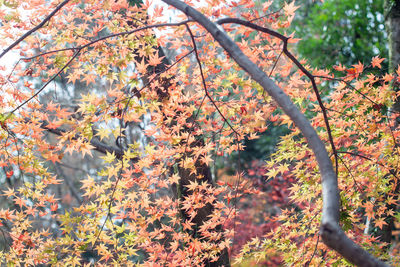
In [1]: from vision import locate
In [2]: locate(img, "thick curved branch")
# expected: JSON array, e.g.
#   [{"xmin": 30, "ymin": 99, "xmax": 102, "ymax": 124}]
[{"xmin": 162, "ymin": 0, "xmax": 388, "ymax": 266}]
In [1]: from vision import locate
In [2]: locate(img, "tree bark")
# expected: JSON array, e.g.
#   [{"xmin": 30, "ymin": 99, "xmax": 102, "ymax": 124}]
[
  {"xmin": 380, "ymin": 0, "xmax": 400, "ymax": 245},
  {"xmin": 126, "ymin": 1, "xmax": 231, "ymax": 265},
  {"xmin": 386, "ymin": 0, "xmax": 400, "ymax": 115},
  {"xmin": 385, "ymin": 0, "xmax": 400, "ymax": 76}
]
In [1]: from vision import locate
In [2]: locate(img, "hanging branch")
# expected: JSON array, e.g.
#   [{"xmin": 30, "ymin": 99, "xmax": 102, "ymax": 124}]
[{"xmin": 162, "ymin": 0, "xmax": 388, "ymax": 266}]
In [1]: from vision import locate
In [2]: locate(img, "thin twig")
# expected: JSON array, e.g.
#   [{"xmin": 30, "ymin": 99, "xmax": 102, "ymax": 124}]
[
  {"xmin": 9, "ymin": 20, "xmax": 193, "ymax": 115},
  {"xmin": 185, "ymin": 23, "xmax": 239, "ymax": 137},
  {"xmin": 0, "ymin": 0, "xmax": 71, "ymax": 60},
  {"xmin": 216, "ymin": 18, "xmax": 339, "ymax": 176},
  {"xmin": 10, "ymin": 50, "xmax": 81, "ymax": 115},
  {"xmin": 20, "ymin": 20, "xmax": 193, "ymax": 61}
]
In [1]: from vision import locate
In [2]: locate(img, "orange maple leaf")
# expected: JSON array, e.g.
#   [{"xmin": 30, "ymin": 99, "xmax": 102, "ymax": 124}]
[
  {"xmin": 148, "ymin": 53, "xmax": 164, "ymax": 66},
  {"xmin": 333, "ymin": 63, "xmax": 346, "ymax": 72},
  {"xmin": 3, "ymin": 188, "xmax": 15, "ymax": 197},
  {"xmin": 14, "ymin": 197, "xmax": 26, "ymax": 208},
  {"xmin": 374, "ymin": 218, "xmax": 387, "ymax": 230},
  {"xmin": 371, "ymin": 56, "xmax": 385, "ymax": 69},
  {"xmin": 80, "ymin": 142, "xmax": 94, "ymax": 157},
  {"xmin": 136, "ymin": 57, "xmax": 148, "ymax": 74},
  {"xmin": 364, "ymin": 201, "xmax": 375, "ymax": 219}
]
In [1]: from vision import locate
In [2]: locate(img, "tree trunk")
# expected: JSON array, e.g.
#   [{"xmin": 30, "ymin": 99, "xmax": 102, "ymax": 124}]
[
  {"xmin": 380, "ymin": 0, "xmax": 400, "ymax": 244},
  {"xmin": 385, "ymin": 0, "xmax": 400, "ymax": 77},
  {"xmin": 127, "ymin": 1, "xmax": 230, "ymax": 265}
]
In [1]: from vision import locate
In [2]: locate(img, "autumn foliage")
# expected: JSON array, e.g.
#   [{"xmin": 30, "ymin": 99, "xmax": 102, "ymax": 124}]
[{"xmin": 0, "ymin": 0, "xmax": 398, "ymax": 266}]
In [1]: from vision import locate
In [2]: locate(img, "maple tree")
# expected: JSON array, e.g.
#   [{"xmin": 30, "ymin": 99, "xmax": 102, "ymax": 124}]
[{"xmin": 0, "ymin": 0, "xmax": 398, "ymax": 266}]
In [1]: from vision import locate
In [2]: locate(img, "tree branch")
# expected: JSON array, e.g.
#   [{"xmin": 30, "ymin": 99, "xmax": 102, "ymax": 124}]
[
  {"xmin": 20, "ymin": 20, "xmax": 193, "ymax": 61},
  {"xmin": 0, "ymin": 0, "xmax": 71, "ymax": 60},
  {"xmin": 9, "ymin": 21, "xmax": 192, "ymax": 113},
  {"xmin": 217, "ymin": 17, "xmax": 338, "ymax": 176},
  {"xmin": 40, "ymin": 120, "xmax": 126, "ymax": 159},
  {"xmin": 10, "ymin": 50, "xmax": 81, "ymax": 114},
  {"xmin": 162, "ymin": 0, "xmax": 389, "ymax": 266}
]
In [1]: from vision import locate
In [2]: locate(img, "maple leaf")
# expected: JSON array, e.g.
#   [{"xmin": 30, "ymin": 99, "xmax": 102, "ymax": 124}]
[
  {"xmin": 386, "ymin": 196, "xmax": 397, "ymax": 206},
  {"xmin": 101, "ymin": 151, "xmax": 116, "ymax": 164},
  {"xmin": 333, "ymin": 63, "xmax": 346, "ymax": 72},
  {"xmin": 168, "ymin": 173, "xmax": 180, "ymax": 184},
  {"xmin": 136, "ymin": 57, "xmax": 148, "ymax": 74},
  {"xmin": 186, "ymin": 180, "xmax": 199, "ymax": 192},
  {"xmin": 95, "ymin": 127, "xmax": 110, "ymax": 141},
  {"xmin": 81, "ymin": 175, "xmax": 95, "ymax": 190},
  {"xmin": 56, "ymin": 108, "xmax": 72, "ymax": 119},
  {"xmin": 262, "ymin": 1, "xmax": 273, "ymax": 13},
  {"xmin": 97, "ymin": 243, "xmax": 113, "ymax": 262},
  {"xmin": 3, "ymin": 188, "xmax": 15, "ymax": 197},
  {"xmin": 50, "ymin": 203, "xmax": 58, "ymax": 212},
  {"xmin": 25, "ymin": 206, "xmax": 36, "ymax": 216},
  {"xmin": 46, "ymin": 101, "xmax": 58, "ymax": 112},
  {"xmin": 14, "ymin": 197, "xmax": 26, "ymax": 208},
  {"xmin": 283, "ymin": 1, "xmax": 299, "ymax": 16},
  {"xmin": 182, "ymin": 219, "xmax": 194, "ymax": 231},
  {"xmin": 82, "ymin": 73, "xmax": 97, "ymax": 86},
  {"xmin": 45, "ymin": 119, "xmax": 63, "ymax": 130},
  {"xmin": 364, "ymin": 201, "xmax": 375, "ymax": 219},
  {"xmin": 374, "ymin": 218, "xmax": 387, "ymax": 230},
  {"xmin": 353, "ymin": 61, "xmax": 364, "ymax": 74},
  {"xmin": 45, "ymin": 152, "xmax": 61, "ymax": 163},
  {"xmin": 200, "ymin": 154, "xmax": 213, "ymax": 166},
  {"xmin": 148, "ymin": 53, "xmax": 164, "ymax": 66},
  {"xmin": 66, "ymin": 69, "xmax": 84, "ymax": 84},
  {"xmin": 106, "ymin": 165, "xmax": 120, "ymax": 178},
  {"xmin": 371, "ymin": 56, "xmax": 385, "ymax": 69},
  {"xmin": 0, "ymin": 209, "xmax": 15, "ymax": 221},
  {"xmin": 79, "ymin": 142, "xmax": 94, "ymax": 157}
]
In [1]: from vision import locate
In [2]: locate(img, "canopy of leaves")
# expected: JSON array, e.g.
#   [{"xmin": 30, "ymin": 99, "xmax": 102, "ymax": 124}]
[
  {"xmin": 292, "ymin": 0, "xmax": 387, "ymax": 68},
  {"xmin": 0, "ymin": 0, "xmax": 397, "ymax": 266}
]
